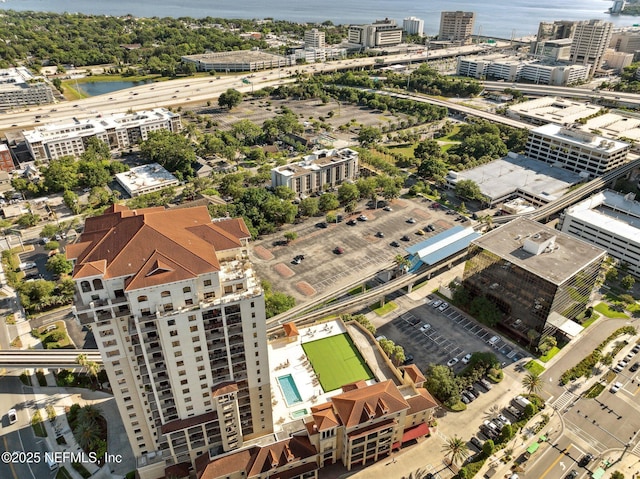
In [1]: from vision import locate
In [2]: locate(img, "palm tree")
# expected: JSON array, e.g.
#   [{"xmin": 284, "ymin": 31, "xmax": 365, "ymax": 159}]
[
  {"xmin": 86, "ymin": 361, "xmax": 101, "ymax": 388},
  {"xmin": 405, "ymin": 468, "xmax": 431, "ymax": 479},
  {"xmin": 77, "ymin": 405, "xmax": 102, "ymax": 425},
  {"xmin": 484, "ymin": 404, "xmax": 501, "ymax": 421},
  {"xmin": 74, "ymin": 420, "xmax": 100, "ymax": 450},
  {"xmin": 522, "ymin": 372, "xmax": 542, "ymax": 395},
  {"xmin": 394, "ymin": 255, "xmax": 411, "ymax": 275},
  {"xmin": 75, "ymin": 353, "xmax": 88, "ymax": 374},
  {"xmin": 441, "ymin": 435, "xmax": 470, "ymax": 466}
]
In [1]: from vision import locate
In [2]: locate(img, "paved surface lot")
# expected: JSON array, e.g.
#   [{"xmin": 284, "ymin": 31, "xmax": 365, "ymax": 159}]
[
  {"xmin": 376, "ymin": 299, "xmax": 524, "ymax": 372},
  {"xmin": 18, "ymin": 238, "xmax": 69, "ymax": 281},
  {"xmin": 250, "ymin": 197, "xmax": 460, "ymax": 302}
]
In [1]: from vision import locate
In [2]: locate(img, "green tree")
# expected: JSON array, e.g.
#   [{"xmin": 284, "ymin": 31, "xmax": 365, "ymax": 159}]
[
  {"xmin": 262, "ymin": 280, "xmax": 295, "ymax": 318},
  {"xmin": 140, "ymin": 130, "xmax": 196, "ymax": 177},
  {"xmin": 46, "ymin": 254, "xmax": 73, "ymax": 276},
  {"xmin": 274, "ymin": 186, "xmax": 296, "ymax": 201},
  {"xmin": 414, "ymin": 139, "xmax": 442, "ymax": 160},
  {"xmin": 425, "ymin": 364, "xmax": 460, "ymax": 405},
  {"xmin": 42, "ymin": 156, "xmax": 78, "ymax": 192},
  {"xmin": 40, "ymin": 224, "xmax": 60, "ymax": 238},
  {"xmin": 470, "ymin": 296, "xmax": 502, "ymax": 326},
  {"xmin": 621, "ymin": 274, "xmax": 635, "ymax": 290},
  {"xmin": 17, "ymin": 213, "xmax": 40, "ymax": 228},
  {"xmin": 441, "ymin": 435, "xmax": 470, "ymax": 465},
  {"xmin": 610, "ymin": 471, "xmax": 625, "ymax": 479},
  {"xmin": 298, "ymin": 197, "xmax": 319, "ymax": 217},
  {"xmin": 284, "ymin": 231, "xmax": 297, "ymax": 243},
  {"xmin": 523, "ymin": 402, "xmax": 538, "ymax": 419},
  {"xmin": 499, "ymin": 424, "xmax": 514, "ymax": 443},
  {"xmin": 230, "ymin": 119, "xmax": 262, "ymax": 146},
  {"xmin": 418, "ymin": 156, "xmax": 449, "ymax": 182},
  {"xmin": 318, "ymin": 193, "xmax": 339, "ymax": 212},
  {"xmin": 63, "ymin": 189, "xmax": 80, "ymax": 214},
  {"xmin": 75, "ymin": 353, "xmax": 88, "ymax": 374},
  {"xmin": 392, "ymin": 345, "xmax": 405, "ymax": 366},
  {"xmin": 482, "ymin": 439, "xmax": 495, "ymax": 457},
  {"xmin": 522, "ymin": 373, "xmax": 542, "ymax": 395},
  {"xmin": 605, "ymin": 267, "xmax": 619, "ymax": 282},
  {"xmin": 218, "ymin": 88, "xmax": 243, "ymax": 110},
  {"xmin": 337, "ymin": 183, "xmax": 359, "ymax": 204},
  {"xmin": 44, "ymin": 240, "xmax": 60, "ymax": 251},
  {"xmin": 74, "ymin": 419, "xmax": 100, "ymax": 450},
  {"xmin": 455, "ymin": 179, "xmax": 483, "ymax": 201},
  {"xmin": 357, "ymin": 126, "xmax": 382, "ymax": 146},
  {"xmin": 77, "ymin": 161, "xmax": 111, "ymax": 188}
]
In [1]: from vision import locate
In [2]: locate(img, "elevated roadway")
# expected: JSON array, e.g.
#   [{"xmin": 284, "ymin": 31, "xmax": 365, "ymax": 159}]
[{"xmin": 0, "ymin": 350, "xmax": 101, "ymax": 368}]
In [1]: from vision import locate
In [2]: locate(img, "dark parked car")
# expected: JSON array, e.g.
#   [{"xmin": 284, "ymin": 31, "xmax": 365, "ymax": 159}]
[
  {"xmin": 578, "ymin": 453, "xmax": 593, "ymax": 467},
  {"xmin": 316, "ymin": 222, "xmax": 328, "ymax": 229},
  {"xmin": 401, "ymin": 235, "xmax": 410, "ymax": 241},
  {"xmin": 333, "ymin": 247, "xmax": 345, "ymax": 254},
  {"xmin": 375, "ymin": 231, "xmax": 385, "ymax": 238},
  {"xmin": 565, "ymin": 470, "xmax": 578, "ymax": 479},
  {"xmin": 403, "ymin": 353, "xmax": 414, "ymax": 365},
  {"xmin": 347, "ymin": 219, "xmax": 357, "ymax": 226},
  {"xmin": 390, "ymin": 241, "xmax": 400, "ymax": 247},
  {"xmin": 462, "ymin": 390, "xmax": 476, "ymax": 403},
  {"xmin": 470, "ymin": 436, "xmax": 483, "ymax": 450},
  {"xmin": 630, "ymin": 362, "xmax": 640, "ymax": 372}
]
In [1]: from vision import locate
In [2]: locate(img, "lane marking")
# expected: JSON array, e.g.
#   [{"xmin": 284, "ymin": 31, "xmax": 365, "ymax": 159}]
[{"xmin": 540, "ymin": 444, "xmax": 572, "ymax": 479}]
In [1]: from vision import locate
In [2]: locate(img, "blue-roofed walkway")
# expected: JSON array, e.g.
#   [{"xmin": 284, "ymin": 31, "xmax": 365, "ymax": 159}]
[{"xmin": 406, "ymin": 226, "xmax": 481, "ymax": 273}]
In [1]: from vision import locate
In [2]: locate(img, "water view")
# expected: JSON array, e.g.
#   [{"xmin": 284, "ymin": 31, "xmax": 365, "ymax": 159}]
[{"xmin": 76, "ymin": 80, "xmax": 152, "ymax": 97}]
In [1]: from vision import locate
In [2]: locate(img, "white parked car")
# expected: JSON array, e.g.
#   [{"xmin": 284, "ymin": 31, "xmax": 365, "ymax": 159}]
[
  {"xmin": 7, "ymin": 408, "xmax": 17, "ymax": 424},
  {"xmin": 438, "ymin": 302, "xmax": 449, "ymax": 312},
  {"xmin": 611, "ymin": 381, "xmax": 623, "ymax": 393},
  {"xmin": 419, "ymin": 323, "xmax": 431, "ymax": 332},
  {"xmin": 18, "ymin": 262, "xmax": 37, "ymax": 270},
  {"xmin": 446, "ymin": 357, "xmax": 459, "ymax": 367},
  {"xmin": 461, "ymin": 353, "xmax": 473, "ymax": 364},
  {"xmin": 431, "ymin": 300, "xmax": 442, "ymax": 308}
]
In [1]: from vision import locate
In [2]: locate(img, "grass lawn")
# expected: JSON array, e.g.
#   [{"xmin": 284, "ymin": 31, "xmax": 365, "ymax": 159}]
[
  {"xmin": 581, "ymin": 312, "xmax": 600, "ymax": 329},
  {"xmin": 539, "ymin": 346, "xmax": 560, "ymax": 363},
  {"xmin": 372, "ymin": 300, "xmax": 398, "ymax": 316},
  {"xmin": 594, "ymin": 302, "xmax": 629, "ymax": 319},
  {"xmin": 348, "ymin": 284, "xmax": 369, "ymax": 296},
  {"xmin": 524, "ymin": 360, "xmax": 545, "ymax": 375},
  {"xmin": 585, "ymin": 383, "xmax": 605, "ymax": 398},
  {"xmin": 302, "ymin": 333, "xmax": 374, "ymax": 392},
  {"xmin": 388, "ymin": 143, "xmax": 416, "ymax": 157}
]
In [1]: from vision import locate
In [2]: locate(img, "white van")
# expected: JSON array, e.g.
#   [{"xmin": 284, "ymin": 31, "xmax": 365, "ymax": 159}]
[{"xmin": 46, "ymin": 457, "xmax": 58, "ymax": 471}]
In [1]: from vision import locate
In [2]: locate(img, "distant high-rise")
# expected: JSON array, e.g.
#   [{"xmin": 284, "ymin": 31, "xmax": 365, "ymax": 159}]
[
  {"xmin": 536, "ymin": 20, "xmax": 576, "ymax": 42},
  {"xmin": 439, "ymin": 11, "xmax": 476, "ymax": 45},
  {"xmin": 569, "ymin": 19, "xmax": 614, "ymax": 76},
  {"xmin": 348, "ymin": 19, "xmax": 403, "ymax": 48},
  {"xmin": 68, "ymin": 205, "xmax": 272, "ymax": 479},
  {"xmin": 403, "ymin": 16, "xmax": 425, "ymax": 37},
  {"xmin": 304, "ymin": 28, "xmax": 325, "ymax": 49}
]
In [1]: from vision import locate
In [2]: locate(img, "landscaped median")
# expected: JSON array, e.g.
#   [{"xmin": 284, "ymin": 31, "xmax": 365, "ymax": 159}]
[{"xmin": 560, "ymin": 326, "xmax": 637, "ymax": 385}]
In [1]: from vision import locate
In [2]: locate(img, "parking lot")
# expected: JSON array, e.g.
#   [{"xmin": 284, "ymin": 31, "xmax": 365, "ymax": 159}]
[
  {"xmin": 18, "ymin": 237, "xmax": 70, "ymax": 281},
  {"xmin": 250, "ymin": 197, "xmax": 462, "ymax": 301},
  {"xmin": 375, "ymin": 297, "xmax": 525, "ymax": 374}
]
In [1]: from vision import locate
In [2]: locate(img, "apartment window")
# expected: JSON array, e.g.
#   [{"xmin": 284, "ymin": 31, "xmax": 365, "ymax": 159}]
[
  {"xmin": 137, "ymin": 295, "xmax": 148, "ymax": 302},
  {"xmin": 168, "ymin": 319, "xmax": 176, "ymax": 326},
  {"xmin": 92, "ymin": 279, "xmax": 104, "ymax": 290},
  {"xmin": 204, "ymin": 279, "xmax": 212, "ymax": 287},
  {"xmin": 204, "ymin": 400, "xmax": 211, "ymax": 407},
  {"xmin": 175, "ymin": 351, "xmax": 183, "ymax": 357},
  {"xmin": 224, "ymin": 286, "xmax": 233, "ymax": 294},
  {"xmin": 163, "ymin": 303, "xmax": 174, "ymax": 312},
  {"xmin": 81, "ymin": 281, "xmax": 91, "ymax": 293},
  {"xmin": 171, "ymin": 341, "xmax": 180, "ymax": 347},
  {"xmin": 185, "ymin": 299, "xmax": 193, "ymax": 306},
  {"xmin": 186, "ymin": 406, "xmax": 194, "ymax": 412},
  {"xmin": 177, "ymin": 361, "xmax": 184, "ymax": 367},
  {"xmin": 188, "ymin": 315, "xmax": 196, "ymax": 322},
  {"xmin": 202, "ymin": 392, "xmax": 209, "ymax": 397},
  {"xmin": 160, "ymin": 291, "xmax": 171, "ymax": 298},
  {"xmin": 204, "ymin": 292, "xmax": 215, "ymax": 300},
  {"xmin": 190, "ymin": 326, "xmax": 198, "ymax": 332},
  {"xmin": 170, "ymin": 330, "xmax": 178, "ymax": 337},
  {"xmin": 185, "ymin": 397, "xmax": 192, "ymax": 403},
  {"xmin": 197, "ymin": 366, "xmax": 205, "ymax": 372},
  {"xmin": 179, "ymin": 370, "xmax": 186, "ymax": 376},
  {"xmin": 182, "ymin": 388, "xmax": 190, "ymax": 394},
  {"xmin": 192, "ymin": 335, "xmax": 200, "ymax": 343},
  {"xmin": 199, "ymin": 374, "xmax": 206, "ymax": 380},
  {"xmin": 251, "ymin": 302, "xmax": 255, "ymax": 308},
  {"xmin": 183, "ymin": 287, "xmax": 191, "ymax": 294},
  {"xmin": 181, "ymin": 379, "xmax": 188, "ymax": 385},
  {"xmin": 194, "ymin": 346, "xmax": 202, "ymax": 352}
]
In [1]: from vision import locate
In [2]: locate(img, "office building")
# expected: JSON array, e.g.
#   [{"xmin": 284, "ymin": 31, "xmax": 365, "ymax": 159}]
[
  {"xmin": 439, "ymin": 11, "xmax": 476, "ymax": 45},
  {"xmin": 24, "ymin": 108, "xmax": 182, "ymax": 162},
  {"xmin": 403, "ymin": 17, "xmax": 424, "ymax": 37},
  {"xmin": 271, "ymin": 148, "xmax": 359, "ymax": 196},
  {"xmin": 67, "ymin": 205, "xmax": 272, "ymax": 479},
  {"xmin": 602, "ymin": 50, "xmax": 634, "ymax": 71},
  {"xmin": 304, "ymin": 29, "xmax": 326, "ymax": 49},
  {"xmin": 535, "ymin": 21, "xmax": 576, "ymax": 43},
  {"xmin": 559, "ymin": 189, "xmax": 640, "ymax": 278},
  {"xmin": 569, "ymin": 20, "xmax": 614, "ymax": 76},
  {"xmin": 610, "ymin": 28, "xmax": 640, "ymax": 56},
  {"xmin": 531, "ymin": 38, "xmax": 573, "ymax": 62},
  {"xmin": 462, "ymin": 217, "xmax": 606, "ymax": 342},
  {"xmin": 0, "ymin": 67, "xmax": 55, "ymax": 110},
  {"xmin": 348, "ymin": 19, "xmax": 403, "ymax": 48},
  {"xmin": 524, "ymin": 124, "xmax": 630, "ymax": 178},
  {"xmin": 115, "ymin": 163, "xmax": 180, "ymax": 198},
  {"xmin": 181, "ymin": 50, "xmax": 292, "ymax": 72}
]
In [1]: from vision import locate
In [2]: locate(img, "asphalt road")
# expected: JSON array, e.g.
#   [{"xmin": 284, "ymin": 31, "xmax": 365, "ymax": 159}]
[{"xmin": 0, "ymin": 375, "xmax": 53, "ymax": 479}]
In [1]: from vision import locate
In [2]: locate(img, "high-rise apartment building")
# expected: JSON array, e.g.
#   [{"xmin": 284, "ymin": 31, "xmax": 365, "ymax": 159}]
[
  {"xmin": 304, "ymin": 29, "xmax": 326, "ymax": 49},
  {"xmin": 67, "ymin": 205, "xmax": 272, "ymax": 479},
  {"xmin": 569, "ymin": 19, "xmax": 614, "ymax": 76},
  {"xmin": 438, "ymin": 11, "xmax": 476, "ymax": 45},
  {"xmin": 403, "ymin": 17, "xmax": 424, "ymax": 37}
]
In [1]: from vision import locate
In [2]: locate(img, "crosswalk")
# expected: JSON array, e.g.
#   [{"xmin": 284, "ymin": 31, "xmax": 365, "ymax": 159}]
[{"xmin": 552, "ymin": 391, "xmax": 576, "ymax": 412}]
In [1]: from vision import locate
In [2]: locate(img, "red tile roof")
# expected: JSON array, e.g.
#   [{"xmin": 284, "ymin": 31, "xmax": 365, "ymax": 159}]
[
  {"xmin": 406, "ymin": 388, "xmax": 438, "ymax": 415},
  {"xmin": 67, "ymin": 206, "xmax": 249, "ymax": 291},
  {"xmin": 402, "ymin": 364, "xmax": 426, "ymax": 386},
  {"xmin": 331, "ymin": 380, "xmax": 410, "ymax": 429}
]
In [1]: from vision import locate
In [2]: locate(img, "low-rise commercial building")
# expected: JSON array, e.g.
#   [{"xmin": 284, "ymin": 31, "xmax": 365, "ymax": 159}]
[
  {"xmin": 23, "ymin": 108, "xmax": 181, "ymax": 161},
  {"xmin": 115, "ymin": 163, "xmax": 180, "ymax": 198},
  {"xmin": 0, "ymin": 67, "xmax": 55, "ymax": 110},
  {"xmin": 524, "ymin": 123, "xmax": 631, "ymax": 178},
  {"xmin": 0, "ymin": 144, "xmax": 15, "ymax": 173},
  {"xmin": 463, "ymin": 217, "xmax": 606, "ymax": 342},
  {"xmin": 507, "ymin": 97, "xmax": 603, "ymax": 127},
  {"xmin": 271, "ymin": 148, "xmax": 358, "ymax": 196},
  {"xmin": 559, "ymin": 189, "xmax": 640, "ymax": 278}
]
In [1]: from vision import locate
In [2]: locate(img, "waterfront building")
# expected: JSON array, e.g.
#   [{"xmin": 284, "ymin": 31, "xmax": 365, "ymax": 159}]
[
  {"xmin": 438, "ymin": 11, "xmax": 476, "ymax": 45},
  {"xmin": 559, "ymin": 189, "xmax": 640, "ymax": 278},
  {"xmin": 271, "ymin": 148, "xmax": 359, "ymax": 196},
  {"xmin": 23, "ymin": 108, "xmax": 181, "ymax": 162},
  {"xmin": 304, "ymin": 29, "xmax": 326, "ymax": 49},
  {"xmin": 524, "ymin": 123, "xmax": 631, "ymax": 178},
  {"xmin": 462, "ymin": 217, "xmax": 606, "ymax": 342},
  {"xmin": 67, "ymin": 205, "xmax": 272, "ymax": 479},
  {"xmin": 569, "ymin": 19, "xmax": 614, "ymax": 76},
  {"xmin": 348, "ymin": 19, "xmax": 404, "ymax": 48},
  {"xmin": 403, "ymin": 17, "xmax": 425, "ymax": 37}
]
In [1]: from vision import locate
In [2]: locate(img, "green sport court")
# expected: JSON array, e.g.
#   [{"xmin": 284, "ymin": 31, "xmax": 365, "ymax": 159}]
[{"xmin": 302, "ymin": 333, "xmax": 374, "ymax": 392}]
